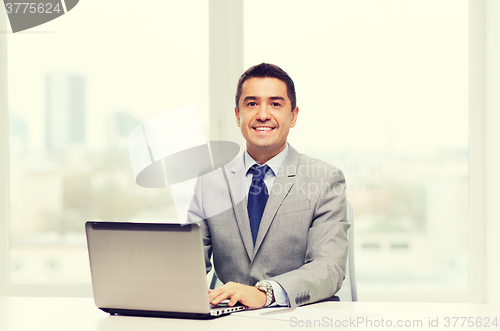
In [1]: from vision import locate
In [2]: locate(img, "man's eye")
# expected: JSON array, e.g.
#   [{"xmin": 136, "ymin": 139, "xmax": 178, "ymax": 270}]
[
  {"xmin": 272, "ymin": 102, "xmax": 281, "ymax": 107},
  {"xmin": 247, "ymin": 102, "xmax": 257, "ymax": 106}
]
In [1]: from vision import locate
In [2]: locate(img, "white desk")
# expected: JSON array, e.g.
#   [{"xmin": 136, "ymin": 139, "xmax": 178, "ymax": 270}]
[{"xmin": 1, "ymin": 297, "xmax": 499, "ymax": 331}]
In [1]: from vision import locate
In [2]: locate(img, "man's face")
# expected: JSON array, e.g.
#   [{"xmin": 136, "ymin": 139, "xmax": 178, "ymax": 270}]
[{"xmin": 235, "ymin": 77, "xmax": 298, "ymax": 161}]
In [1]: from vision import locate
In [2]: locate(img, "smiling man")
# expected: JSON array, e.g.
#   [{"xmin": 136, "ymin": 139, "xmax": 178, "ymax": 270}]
[
  {"xmin": 188, "ymin": 63, "xmax": 349, "ymax": 308},
  {"xmin": 235, "ymin": 75, "xmax": 298, "ymax": 165}
]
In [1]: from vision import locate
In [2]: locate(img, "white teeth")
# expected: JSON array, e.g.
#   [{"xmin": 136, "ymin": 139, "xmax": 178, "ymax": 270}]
[{"xmin": 255, "ymin": 127, "xmax": 273, "ymax": 131}]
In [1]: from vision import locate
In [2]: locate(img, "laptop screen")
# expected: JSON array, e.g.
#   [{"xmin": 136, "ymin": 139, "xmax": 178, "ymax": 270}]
[{"xmin": 86, "ymin": 222, "xmax": 211, "ymax": 314}]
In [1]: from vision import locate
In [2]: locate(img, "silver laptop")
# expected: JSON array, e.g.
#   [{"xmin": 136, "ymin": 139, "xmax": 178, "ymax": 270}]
[{"xmin": 85, "ymin": 221, "xmax": 246, "ymax": 319}]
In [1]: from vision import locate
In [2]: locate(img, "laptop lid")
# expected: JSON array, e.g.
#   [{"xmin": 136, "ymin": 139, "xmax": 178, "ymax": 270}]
[{"xmin": 85, "ymin": 221, "xmax": 212, "ymax": 315}]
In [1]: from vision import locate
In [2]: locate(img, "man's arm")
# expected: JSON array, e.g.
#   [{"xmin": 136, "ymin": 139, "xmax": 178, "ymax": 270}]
[
  {"xmin": 267, "ymin": 280, "xmax": 289, "ymax": 306},
  {"xmin": 208, "ymin": 167, "xmax": 348, "ymax": 308},
  {"xmin": 188, "ymin": 167, "xmax": 266, "ymax": 307},
  {"xmin": 208, "ymin": 279, "xmax": 288, "ymax": 308},
  {"xmin": 208, "ymin": 282, "xmax": 267, "ymax": 308},
  {"xmin": 187, "ymin": 173, "xmax": 213, "ymax": 274},
  {"xmin": 268, "ymin": 168, "xmax": 349, "ymax": 308}
]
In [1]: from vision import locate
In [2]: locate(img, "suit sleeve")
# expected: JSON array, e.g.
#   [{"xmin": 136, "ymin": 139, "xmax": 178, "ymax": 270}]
[
  {"xmin": 187, "ymin": 174, "xmax": 213, "ymax": 274},
  {"xmin": 269, "ymin": 168, "xmax": 349, "ymax": 308}
]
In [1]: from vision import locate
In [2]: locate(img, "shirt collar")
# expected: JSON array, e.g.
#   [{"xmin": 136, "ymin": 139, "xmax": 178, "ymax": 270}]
[{"xmin": 244, "ymin": 144, "xmax": 289, "ymax": 176}]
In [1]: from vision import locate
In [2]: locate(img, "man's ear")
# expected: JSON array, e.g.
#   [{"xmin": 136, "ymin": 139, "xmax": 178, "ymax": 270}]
[
  {"xmin": 235, "ymin": 107, "xmax": 241, "ymax": 127},
  {"xmin": 290, "ymin": 106, "xmax": 299, "ymax": 128}
]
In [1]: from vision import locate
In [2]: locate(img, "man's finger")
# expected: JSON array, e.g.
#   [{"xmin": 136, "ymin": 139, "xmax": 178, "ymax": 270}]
[
  {"xmin": 209, "ymin": 282, "xmax": 236, "ymax": 302},
  {"xmin": 208, "ymin": 287, "xmax": 224, "ymax": 302},
  {"xmin": 228, "ymin": 292, "xmax": 241, "ymax": 307},
  {"xmin": 210, "ymin": 290, "xmax": 232, "ymax": 305}
]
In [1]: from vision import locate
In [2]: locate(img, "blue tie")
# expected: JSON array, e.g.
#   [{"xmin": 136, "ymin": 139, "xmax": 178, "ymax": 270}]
[{"xmin": 247, "ymin": 164, "xmax": 270, "ymax": 244}]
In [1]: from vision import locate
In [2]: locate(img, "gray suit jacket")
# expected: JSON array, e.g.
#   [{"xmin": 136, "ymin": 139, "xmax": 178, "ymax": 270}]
[{"xmin": 187, "ymin": 145, "xmax": 349, "ymax": 308}]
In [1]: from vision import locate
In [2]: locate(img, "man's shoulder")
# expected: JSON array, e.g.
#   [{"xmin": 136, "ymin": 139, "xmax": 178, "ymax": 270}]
[
  {"xmin": 286, "ymin": 146, "xmax": 344, "ymax": 179},
  {"xmin": 198, "ymin": 152, "xmax": 243, "ymax": 177},
  {"xmin": 297, "ymin": 152, "xmax": 336, "ymax": 167}
]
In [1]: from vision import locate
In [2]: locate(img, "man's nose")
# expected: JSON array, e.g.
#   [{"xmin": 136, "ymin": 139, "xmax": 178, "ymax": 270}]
[{"xmin": 255, "ymin": 106, "xmax": 271, "ymax": 121}]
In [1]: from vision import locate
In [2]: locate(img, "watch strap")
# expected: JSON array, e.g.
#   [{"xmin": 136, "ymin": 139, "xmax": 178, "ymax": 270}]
[{"xmin": 255, "ymin": 280, "xmax": 274, "ymax": 307}]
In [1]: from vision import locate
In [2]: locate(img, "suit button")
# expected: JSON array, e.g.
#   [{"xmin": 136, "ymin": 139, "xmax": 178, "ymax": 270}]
[{"xmin": 295, "ymin": 293, "xmax": 306, "ymax": 305}]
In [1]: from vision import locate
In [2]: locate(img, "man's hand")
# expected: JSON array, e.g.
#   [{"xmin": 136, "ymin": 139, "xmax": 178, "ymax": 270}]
[{"xmin": 208, "ymin": 281, "xmax": 267, "ymax": 308}]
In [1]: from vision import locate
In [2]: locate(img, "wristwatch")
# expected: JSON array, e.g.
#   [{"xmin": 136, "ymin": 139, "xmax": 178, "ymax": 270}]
[{"xmin": 255, "ymin": 280, "xmax": 274, "ymax": 307}]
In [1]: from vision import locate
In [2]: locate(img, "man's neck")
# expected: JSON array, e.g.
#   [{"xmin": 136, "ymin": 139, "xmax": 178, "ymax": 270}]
[{"xmin": 246, "ymin": 144, "xmax": 286, "ymax": 165}]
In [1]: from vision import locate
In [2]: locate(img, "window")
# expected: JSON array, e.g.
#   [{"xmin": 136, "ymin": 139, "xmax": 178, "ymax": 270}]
[
  {"xmin": 244, "ymin": 0, "xmax": 470, "ymax": 298},
  {"xmin": 1, "ymin": 0, "xmax": 487, "ymax": 302},
  {"xmin": 3, "ymin": 0, "xmax": 208, "ymax": 287}
]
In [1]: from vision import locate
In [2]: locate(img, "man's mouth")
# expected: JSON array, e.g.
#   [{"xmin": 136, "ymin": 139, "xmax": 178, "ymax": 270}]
[{"xmin": 253, "ymin": 127, "xmax": 274, "ymax": 131}]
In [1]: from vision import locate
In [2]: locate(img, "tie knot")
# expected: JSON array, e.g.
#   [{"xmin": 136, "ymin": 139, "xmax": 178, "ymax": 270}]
[{"xmin": 249, "ymin": 164, "xmax": 270, "ymax": 181}]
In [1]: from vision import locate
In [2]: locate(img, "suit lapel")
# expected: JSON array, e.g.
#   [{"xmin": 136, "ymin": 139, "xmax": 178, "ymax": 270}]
[
  {"xmin": 252, "ymin": 146, "xmax": 300, "ymax": 259},
  {"xmin": 225, "ymin": 156, "xmax": 254, "ymax": 260}
]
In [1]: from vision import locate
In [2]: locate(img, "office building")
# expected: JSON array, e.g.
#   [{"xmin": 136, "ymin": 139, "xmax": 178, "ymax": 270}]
[{"xmin": 45, "ymin": 73, "xmax": 86, "ymax": 152}]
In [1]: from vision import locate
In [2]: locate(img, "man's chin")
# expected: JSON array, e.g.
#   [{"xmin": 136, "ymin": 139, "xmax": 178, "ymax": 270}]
[
  {"xmin": 247, "ymin": 141, "xmax": 273, "ymax": 150},
  {"xmin": 247, "ymin": 142, "xmax": 285, "ymax": 155}
]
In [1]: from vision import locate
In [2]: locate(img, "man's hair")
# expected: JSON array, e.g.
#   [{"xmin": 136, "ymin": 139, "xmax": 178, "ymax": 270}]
[{"xmin": 235, "ymin": 63, "xmax": 296, "ymax": 112}]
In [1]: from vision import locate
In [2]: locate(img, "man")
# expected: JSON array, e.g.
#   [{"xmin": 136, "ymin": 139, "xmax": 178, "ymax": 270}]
[{"xmin": 188, "ymin": 63, "xmax": 349, "ymax": 308}]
